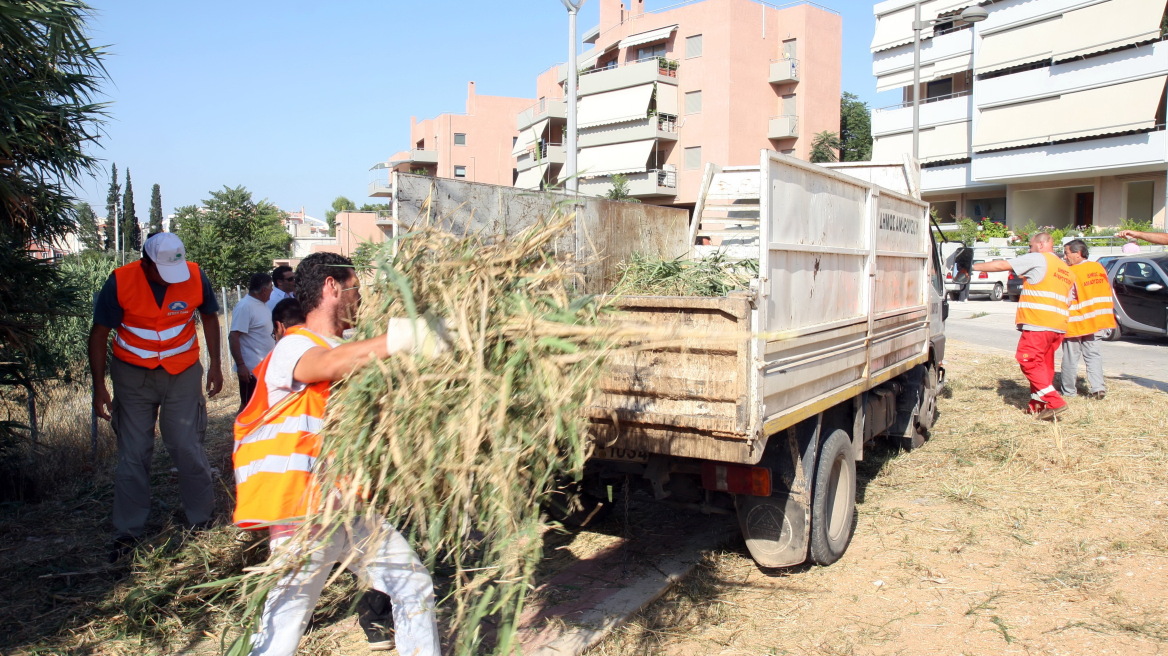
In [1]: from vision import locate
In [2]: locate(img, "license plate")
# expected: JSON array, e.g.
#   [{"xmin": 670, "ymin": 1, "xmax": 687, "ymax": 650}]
[{"xmin": 592, "ymin": 446, "xmax": 650, "ymax": 463}]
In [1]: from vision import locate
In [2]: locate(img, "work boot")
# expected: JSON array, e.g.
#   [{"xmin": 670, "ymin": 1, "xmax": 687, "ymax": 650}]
[
  {"xmin": 1036, "ymin": 405, "xmax": 1067, "ymax": 421},
  {"xmin": 357, "ymin": 589, "xmax": 394, "ymax": 652}
]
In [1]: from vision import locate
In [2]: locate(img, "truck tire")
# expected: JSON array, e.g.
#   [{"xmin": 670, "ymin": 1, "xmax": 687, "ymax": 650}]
[
  {"xmin": 809, "ymin": 428, "xmax": 856, "ymax": 566},
  {"xmin": 989, "ymin": 283, "xmax": 1003, "ymax": 301},
  {"xmin": 913, "ymin": 364, "xmax": 940, "ymax": 442}
]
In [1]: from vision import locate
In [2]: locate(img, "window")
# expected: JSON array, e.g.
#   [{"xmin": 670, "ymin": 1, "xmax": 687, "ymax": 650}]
[
  {"xmin": 454, "ymin": 166, "xmax": 467, "ymax": 178},
  {"xmin": 454, "ymin": 133, "xmax": 467, "ymax": 146},
  {"xmin": 685, "ymin": 34, "xmax": 702, "ymax": 58},
  {"xmin": 684, "ymin": 146, "xmax": 701, "ymax": 170},
  {"xmin": 512, "ymin": 136, "xmax": 518, "ymax": 148},
  {"xmin": 685, "ymin": 90, "xmax": 702, "ymax": 114},
  {"xmin": 782, "ymin": 39, "xmax": 797, "ymax": 60},
  {"xmin": 636, "ymin": 43, "xmax": 666, "ymax": 61},
  {"xmin": 926, "ymin": 78, "xmax": 952, "ymax": 100}
]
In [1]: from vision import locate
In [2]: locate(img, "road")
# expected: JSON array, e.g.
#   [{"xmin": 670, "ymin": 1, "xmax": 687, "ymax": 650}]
[{"xmin": 944, "ymin": 298, "xmax": 1168, "ymax": 392}]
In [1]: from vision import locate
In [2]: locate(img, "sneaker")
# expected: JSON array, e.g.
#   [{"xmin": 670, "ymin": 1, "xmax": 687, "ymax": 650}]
[
  {"xmin": 108, "ymin": 535, "xmax": 139, "ymax": 563},
  {"xmin": 357, "ymin": 589, "xmax": 394, "ymax": 651},
  {"xmin": 1036, "ymin": 405, "xmax": 1067, "ymax": 421}
]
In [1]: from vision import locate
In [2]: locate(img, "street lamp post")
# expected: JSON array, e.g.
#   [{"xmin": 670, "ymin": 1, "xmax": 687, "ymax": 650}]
[
  {"xmin": 911, "ymin": 5, "xmax": 987, "ymax": 160},
  {"xmin": 561, "ymin": 0, "xmax": 583, "ymax": 193}
]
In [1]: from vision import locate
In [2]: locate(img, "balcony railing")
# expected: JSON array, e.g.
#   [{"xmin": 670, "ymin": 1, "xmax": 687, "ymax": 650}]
[
  {"xmin": 656, "ymin": 168, "xmax": 677, "ymax": 188},
  {"xmin": 769, "ymin": 57, "xmax": 799, "ymax": 84},
  {"xmin": 875, "ymin": 88, "xmax": 972, "ymax": 113},
  {"xmin": 654, "ymin": 113, "xmax": 678, "ymax": 133},
  {"xmin": 516, "ymin": 98, "xmax": 567, "ymax": 130},
  {"xmin": 768, "ymin": 114, "xmax": 798, "ymax": 139},
  {"xmin": 580, "ymin": 56, "xmax": 679, "ymax": 78}
]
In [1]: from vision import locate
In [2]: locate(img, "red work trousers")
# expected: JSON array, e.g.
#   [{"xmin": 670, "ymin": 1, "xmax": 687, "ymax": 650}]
[{"xmin": 1015, "ymin": 330, "xmax": 1066, "ymax": 413}]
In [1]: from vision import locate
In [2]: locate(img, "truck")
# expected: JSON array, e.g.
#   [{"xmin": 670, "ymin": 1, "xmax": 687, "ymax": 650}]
[{"xmin": 384, "ymin": 150, "xmax": 957, "ymax": 568}]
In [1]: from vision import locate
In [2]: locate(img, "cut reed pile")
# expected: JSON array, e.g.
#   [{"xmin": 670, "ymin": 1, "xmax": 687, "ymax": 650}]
[
  {"xmin": 609, "ymin": 252, "xmax": 758, "ymax": 297},
  {"xmin": 229, "ymin": 214, "xmax": 621, "ymax": 655}
]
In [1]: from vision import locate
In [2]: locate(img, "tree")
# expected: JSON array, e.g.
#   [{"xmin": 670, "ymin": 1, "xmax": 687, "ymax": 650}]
[
  {"xmin": 359, "ymin": 202, "xmax": 391, "ymax": 212},
  {"xmin": 149, "ymin": 183, "xmax": 163, "ymax": 235},
  {"xmin": 121, "ymin": 168, "xmax": 140, "ymax": 251},
  {"xmin": 76, "ymin": 202, "xmax": 102, "ymax": 251},
  {"xmin": 172, "ymin": 186, "xmax": 292, "ymax": 288},
  {"xmin": 839, "ymin": 92, "xmax": 872, "ymax": 162},
  {"xmin": 104, "ymin": 163, "xmax": 119, "ymax": 251},
  {"xmin": 605, "ymin": 174, "xmax": 640, "ymax": 202},
  {"xmin": 809, "ymin": 131, "xmax": 842, "ymax": 163},
  {"xmin": 326, "ymin": 196, "xmax": 355, "ymax": 236}
]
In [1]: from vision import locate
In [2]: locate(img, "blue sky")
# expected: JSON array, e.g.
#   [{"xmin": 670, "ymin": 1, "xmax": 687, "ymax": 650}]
[{"xmin": 78, "ymin": 0, "xmax": 891, "ymax": 221}]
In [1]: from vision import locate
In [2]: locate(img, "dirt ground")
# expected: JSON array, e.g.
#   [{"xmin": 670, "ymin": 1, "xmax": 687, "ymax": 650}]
[{"xmin": 589, "ymin": 341, "xmax": 1168, "ymax": 656}]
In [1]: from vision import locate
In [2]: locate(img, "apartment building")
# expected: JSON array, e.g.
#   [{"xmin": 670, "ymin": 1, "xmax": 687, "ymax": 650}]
[
  {"xmin": 514, "ymin": 0, "xmax": 842, "ymax": 206},
  {"xmin": 370, "ymin": 82, "xmax": 534, "ymax": 198},
  {"xmin": 870, "ymin": 0, "xmax": 1168, "ymax": 229}
]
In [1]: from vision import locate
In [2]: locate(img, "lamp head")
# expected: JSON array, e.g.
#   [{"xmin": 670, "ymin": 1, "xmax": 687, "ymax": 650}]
[
  {"xmin": 959, "ymin": 6, "xmax": 988, "ymax": 23},
  {"xmin": 560, "ymin": 0, "xmax": 583, "ymax": 11}
]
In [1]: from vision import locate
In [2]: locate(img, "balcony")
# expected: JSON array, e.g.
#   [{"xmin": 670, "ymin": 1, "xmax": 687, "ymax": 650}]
[
  {"xmin": 516, "ymin": 98, "xmax": 567, "ymax": 131},
  {"xmin": 768, "ymin": 115, "xmax": 798, "ymax": 140},
  {"xmin": 409, "ymin": 149, "xmax": 438, "ymax": 164},
  {"xmin": 516, "ymin": 142, "xmax": 566, "ymax": 172},
  {"xmin": 579, "ymin": 114, "xmax": 679, "ymax": 148},
  {"xmin": 577, "ymin": 169, "xmax": 678, "ymax": 198},
  {"xmin": 769, "ymin": 58, "xmax": 799, "ymax": 84},
  {"xmin": 578, "ymin": 58, "xmax": 680, "ymax": 96},
  {"xmin": 368, "ymin": 179, "xmax": 393, "ymax": 198},
  {"xmin": 872, "ymin": 91, "xmax": 972, "ymax": 135}
]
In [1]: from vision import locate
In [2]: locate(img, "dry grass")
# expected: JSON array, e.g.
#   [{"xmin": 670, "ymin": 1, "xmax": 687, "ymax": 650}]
[{"xmin": 590, "ymin": 341, "xmax": 1168, "ymax": 655}]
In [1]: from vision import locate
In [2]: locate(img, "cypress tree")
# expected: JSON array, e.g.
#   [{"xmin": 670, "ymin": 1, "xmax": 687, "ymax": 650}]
[
  {"xmin": 149, "ymin": 183, "xmax": 163, "ymax": 234},
  {"xmin": 121, "ymin": 169, "xmax": 140, "ymax": 251},
  {"xmin": 104, "ymin": 163, "xmax": 119, "ymax": 251}
]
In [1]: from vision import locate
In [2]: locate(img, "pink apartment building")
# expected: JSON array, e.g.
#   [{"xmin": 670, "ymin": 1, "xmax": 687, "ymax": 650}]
[
  {"xmin": 370, "ymin": 82, "xmax": 534, "ymax": 197},
  {"xmin": 515, "ymin": 0, "xmax": 842, "ymax": 207}
]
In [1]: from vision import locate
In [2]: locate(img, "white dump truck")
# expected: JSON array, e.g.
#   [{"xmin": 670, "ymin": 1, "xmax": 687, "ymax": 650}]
[{"xmin": 386, "ymin": 151, "xmax": 957, "ymax": 568}]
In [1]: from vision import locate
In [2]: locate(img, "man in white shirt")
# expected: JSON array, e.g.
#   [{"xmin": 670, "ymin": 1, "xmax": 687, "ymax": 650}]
[
  {"xmin": 266, "ymin": 265, "xmax": 295, "ymax": 311},
  {"xmin": 229, "ymin": 273, "xmax": 276, "ymax": 410}
]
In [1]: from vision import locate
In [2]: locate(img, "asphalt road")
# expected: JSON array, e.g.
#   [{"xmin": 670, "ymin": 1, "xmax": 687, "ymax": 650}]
[{"xmin": 944, "ymin": 298, "xmax": 1168, "ymax": 393}]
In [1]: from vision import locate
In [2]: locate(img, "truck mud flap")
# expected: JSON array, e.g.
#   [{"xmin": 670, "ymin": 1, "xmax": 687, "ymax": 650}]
[{"xmin": 735, "ymin": 418, "xmax": 818, "ymax": 568}]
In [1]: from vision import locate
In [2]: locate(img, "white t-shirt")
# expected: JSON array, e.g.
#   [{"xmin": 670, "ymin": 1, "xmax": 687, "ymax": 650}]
[
  {"xmin": 266, "ymin": 287, "xmax": 292, "ymax": 311},
  {"xmin": 263, "ymin": 329, "xmax": 339, "ymax": 405},
  {"xmin": 229, "ymin": 295, "xmax": 276, "ymax": 371}
]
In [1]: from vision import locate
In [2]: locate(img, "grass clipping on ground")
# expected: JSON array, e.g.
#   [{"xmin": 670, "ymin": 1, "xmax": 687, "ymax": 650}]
[{"xmin": 232, "ymin": 214, "xmax": 612, "ymax": 655}]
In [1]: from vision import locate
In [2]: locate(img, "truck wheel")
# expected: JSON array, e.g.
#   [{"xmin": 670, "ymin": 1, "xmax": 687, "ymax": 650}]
[
  {"xmin": 947, "ymin": 291, "xmax": 961, "ymax": 301},
  {"xmin": 989, "ymin": 283, "xmax": 1003, "ymax": 301},
  {"xmin": 916, "ymin": 364, "xmax": 939, "ymax": 435},
  {"xmin": 544, "ymin": 479, "xmax": 610, "ymax": 528},
  {"xmin": 809, "ymin": 428, "xmax": 857, "ymax": 566}
]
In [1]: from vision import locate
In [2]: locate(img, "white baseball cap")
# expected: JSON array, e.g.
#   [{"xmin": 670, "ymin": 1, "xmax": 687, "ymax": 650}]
[{"xmin": 143, "ymin": 232, "xmax": 190, "ymax": 283}]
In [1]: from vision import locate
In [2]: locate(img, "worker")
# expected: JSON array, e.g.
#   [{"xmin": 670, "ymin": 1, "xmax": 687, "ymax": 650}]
[
  {"xmin": 266, "ymin": 264, "xmax": 295, "ymax": 311},
  {"xmin": 228, "ymin": 273, "xmax": 275, "ymax": 411},
  {"xmin": 232, "ymin": 252, "xmax": 443, "ymax": 656},
  {"xmin": 973, "ymin": 232, "xmax": 1075, "ymax": 421},
  {"xmin": 1059, "ymin": 240, "xmax": 1116, "ymax": 400},
  {"xmin": 269, "ymin": 297, "xmax": 305, "ymax": 341},
  {"xmin": 1116, "ymin": 229, "xmax": 1168, "ymax": 245},
  {"xmin": 89, "ymin": 232, "xmax": 223, "ymax": 561}
]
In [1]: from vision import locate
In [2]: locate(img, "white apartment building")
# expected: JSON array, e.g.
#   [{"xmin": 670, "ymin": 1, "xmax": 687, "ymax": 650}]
[{"xmin": 870, "ymin": 0, "xmax": 1168, "ymax": 229}]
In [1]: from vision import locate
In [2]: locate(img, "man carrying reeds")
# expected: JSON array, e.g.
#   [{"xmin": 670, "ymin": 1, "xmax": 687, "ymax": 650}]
[
  {"xmin": 232, "ymin": 252, "xmax": 442, "ymax": 656},
  {"xmin": 973, "ymin": 232, "xmax": 1075, "ymax": 421},
  {"xmin": 89, "ymin": 232, "xmax": 222, "ymax": 562}
]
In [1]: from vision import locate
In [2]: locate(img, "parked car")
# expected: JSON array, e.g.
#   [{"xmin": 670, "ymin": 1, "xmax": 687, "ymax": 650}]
[
  {"xmin": 946, "ymin": 258, "xmax": 1010, "ymax": 300},
  {"xmin": 1101, "ymin": 253, "xmax": 1168, "ymax": 341}
]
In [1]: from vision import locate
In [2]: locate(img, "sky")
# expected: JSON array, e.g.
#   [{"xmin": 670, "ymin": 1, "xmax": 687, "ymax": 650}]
[{"xmin": 78, "ymin": 0, "xmax": 892, "ymax": 222}]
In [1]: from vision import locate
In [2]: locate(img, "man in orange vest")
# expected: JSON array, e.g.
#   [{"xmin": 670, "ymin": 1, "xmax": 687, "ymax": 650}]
[
  {"xmin": 232, "ymin": 252, "xmax": 443, "ymax": 656},
  {"xmin": 88, "ymin": 232, "xmax": 223, "ymax": 561},
  {"xmin": 973, "ymin": 232, "xmax": 1076, "ymax": 420},
  {"xmin": 1059, "ymin": 239, "xmax": 1116, "ymax": 400}
]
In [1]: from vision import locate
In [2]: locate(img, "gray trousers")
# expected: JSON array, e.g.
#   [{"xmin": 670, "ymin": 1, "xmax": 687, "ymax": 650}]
[
  {"xmin": 1058, "ymin": 335, "xmax": 1105, "ymax": 397},
  {"xmin": 110, "ymin": 357, "xmax": 213, "ymax": 537}
]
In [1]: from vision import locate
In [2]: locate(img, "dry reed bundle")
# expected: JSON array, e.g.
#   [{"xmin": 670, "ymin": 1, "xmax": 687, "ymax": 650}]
[
  {"xmin": 229, "ymin": 212, "xmax": 614, "ymax": 655},
  {"xmin": 609, "ymin": 251, "xmax": 758, "ymax": 297}
]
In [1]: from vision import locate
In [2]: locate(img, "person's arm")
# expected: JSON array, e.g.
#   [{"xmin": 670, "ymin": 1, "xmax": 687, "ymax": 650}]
[
  {"xmin": 1116, "ymin": 230, "xmax": 1168, "ymax": 245},
  {"xmin": 293, "ymin": 337, "xmax": 389, "ymax": 384},
  {"xmin": 973, "ymin": 260, "xmax": 1013, "ymax": 272},
  {"xmin": 89, "ymin": 324, "xmax": 113, "ymax": 420},
  {"xmin": 201, "ymin": 312, "xmax": 223, "ymax": 397},
  {"xmin": 228, "ymin": 331, "xmax": 248, "ymax": 380}
]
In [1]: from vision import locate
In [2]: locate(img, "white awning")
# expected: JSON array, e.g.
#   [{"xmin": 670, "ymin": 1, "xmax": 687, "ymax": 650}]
[
  {"xmin": 973, "ymin": 75, "xmax": 1167, "ymax": 152},
  {"xmin": 876, "ymin": 65, "xmax": 926, "ymax": 93},
  {"xmin": 921, "ymin": 121, "xmax": 970, "ymax": 162},
  {"xmin": 514, "ymin": 165, "xmax": 547, "ymax": 191},
  {"xmin": 656, "ymin": 83, "xmax": 678, "ymax": 116},
  {"xmin": 577, "ymin": 140, "xmax": 656, "ymax": 177},
  {"xmin": 511, "ymin": 118, "xmax": 549, "ymax": 157},
  {"xmin": 1054, "ymin": 0, "xmax": 1163, "ymax": 62},
  {"xmin": 578, "ymin": 42, "xmax": 616, "ymax": 70},
  {"xmin": 976, "ymin": 16, "xmax": 1058, "ymax": 75},
  {"xmin": 578, "ymin": 84, "xmax": 656, "ymax": 128},
  {"xmin": 620, "ymin": 24, "xmax": 678, "ymax": 49}
]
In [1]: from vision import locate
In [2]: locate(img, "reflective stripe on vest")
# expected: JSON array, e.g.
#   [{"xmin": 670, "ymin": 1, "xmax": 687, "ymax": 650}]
[
  {"xmin": 1066, "ymin": 260, "xmax": 1117, "ymax": 337},
  {"xmin": 232, "ymin": 326, "xmax": 333, "ymax": 529},
  {"xmin": 1015, "ymin": 253, "xmax": 1074, "ymax": 332},
  {"xmin": 111, "ymin": 260, "xmax": 203, "ymax": 374}
]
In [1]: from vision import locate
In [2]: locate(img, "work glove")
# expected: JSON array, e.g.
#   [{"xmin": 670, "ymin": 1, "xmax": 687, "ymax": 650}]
[{"xmin": 386, "ymin": 313, "xmax": 452, "ymax": 358}]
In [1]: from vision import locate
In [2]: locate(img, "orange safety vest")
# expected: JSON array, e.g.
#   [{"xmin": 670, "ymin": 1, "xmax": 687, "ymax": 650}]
[
  {"xmin": 1015, "ymin": 252, "xmax": 1075, "ymax": 332},
  {"xmin": 232, "ymin": 326, "xmax": 332, "ymax": 529},
  {"xmin": 1066, "ymin": 260, "xmax": 1117, "ymax": 338},
  {"xmin": 112, "ymin": 260, "xmax": 203, "ymax": 374}
]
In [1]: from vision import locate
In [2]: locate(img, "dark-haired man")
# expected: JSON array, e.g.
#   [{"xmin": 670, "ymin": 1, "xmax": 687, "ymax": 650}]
[
  {"xmin": 89, "ymin": 232, "xmax": 223, "ymax": 560},
  {"xmin": 266, "ymin": 264, "xmax": 295, "ymax": 311},
  {"xmin": 1059, "ymin": 239, "xmax": 1116, "ymax": 400},
  {"xmin": 229, "ymin": 273, "xmax": 275, "ymax": 410},
  {"xmin": 232, "ymin": 252, "xmax": 442, "ymax": 656}
]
